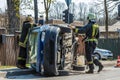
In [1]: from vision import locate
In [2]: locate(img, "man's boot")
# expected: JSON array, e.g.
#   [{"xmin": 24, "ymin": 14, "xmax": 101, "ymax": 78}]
[
  {"xmin": 16, "ymin": 60, "xmax": 29, "ymax": 69},
  {"xmin": 86, "ymin": 64, "xmax": 94, "ymax": 74},
  {"xmin": 93, "ymin": 59, "xmax": 104, "ymax": 72},
  {"xmin": 98, "ymin": 65, "xmax": 103, "ymax": 72},
  {"xmin": 86, "ymin": 70, "xmax": 94, "ymax": 74}
]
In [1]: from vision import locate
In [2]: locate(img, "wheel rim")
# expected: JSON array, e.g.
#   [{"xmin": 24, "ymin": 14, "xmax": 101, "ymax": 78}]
[{"xmin": 94, "ymin": 54, "xmax": 100, "ymax": 60}]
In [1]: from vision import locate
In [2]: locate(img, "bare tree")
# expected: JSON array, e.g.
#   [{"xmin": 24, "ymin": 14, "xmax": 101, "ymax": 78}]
[
  {"xmin": 44, "ymin": 0, "xmax": 54, "ymax": 23},
  {"xmin": 49, "ymin": 1, "xmax": 65, "ymax": 19},
  {"xmin": 78, "ymin": 2, "xmax": 84, "ymax": 20},
  {"xmin": 94, "ymin": 0, "xmax": 120, "ymax": 38},
  {"xmin": 70, "ymin": 2, "xmax": 76, "ymax": 20},
  {"xmin": 77, "ymin": 2, "xmax": 88, "ymax": 23},
  {"xmin": 83, "ymin": 5, "xmax": 87, "ymax": 24},
  {"xmin": 55, "ymin": 2, "xmax": 65, "ymax": 19}
]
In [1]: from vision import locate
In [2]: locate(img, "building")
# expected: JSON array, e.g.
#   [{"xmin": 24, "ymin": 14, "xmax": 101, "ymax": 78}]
[{"xmin": 99, "ymin": 21, "xmax": 120, "ymax": 38}]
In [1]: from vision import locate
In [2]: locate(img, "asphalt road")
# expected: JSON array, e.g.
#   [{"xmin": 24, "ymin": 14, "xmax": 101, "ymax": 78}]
[
  {"xmin": 0, "ymin": 60, "xmax": 119, "ymax": 80},
  {"xmin": 0, "ymin": 66, "xmax": 119, "ymax": 80}
]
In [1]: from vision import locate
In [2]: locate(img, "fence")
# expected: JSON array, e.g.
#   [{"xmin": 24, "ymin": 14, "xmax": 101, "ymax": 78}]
[
  {"xmin": 0, "ymin": 34, "xmax": 17, "ymax": 66},
  {"xmin": 4, "ymin": 35, "xmax": 16, "ymax": 66},
  {"xmin": 0, "ymin": 28, "xmax": 6, "ymax": 65},
  {"xmin": 98, "ymin": 38, "xmax": 120, "ymax": 59},
  {"xmin": 0, "ymin": 29, "xmax": 20, "ymax": 66}
]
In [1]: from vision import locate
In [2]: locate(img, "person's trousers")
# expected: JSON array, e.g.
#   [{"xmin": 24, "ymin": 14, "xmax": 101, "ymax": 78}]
[
  {"xmin": 17, "ymin": 46, "xmax": 27, "ymax": 66},
  {"xmin": 85, "ymin": 41, "xmax": 102, "ymax": 71}
]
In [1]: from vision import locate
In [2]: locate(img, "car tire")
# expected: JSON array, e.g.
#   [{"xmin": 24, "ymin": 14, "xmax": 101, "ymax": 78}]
[
  {"xmin": 43, "ymin": 27, "xmax": 60, "ymax": 76},
  {"xmin": 94, "ymin": 53, "xmax": 101, "ymax": 60}
]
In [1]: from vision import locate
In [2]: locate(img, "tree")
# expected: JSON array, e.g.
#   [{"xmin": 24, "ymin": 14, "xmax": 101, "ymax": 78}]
[
  {"xmin": 7, "ymin": 0, "xmax": 38, "ymax": 33},
  {"xmin": 70, "ymin": 2, "xmax": 76, "ymax": 20},
  {"xmin": 20, "ymin": 0, "xmax": 34, "ymax": 13},
  {"xmin": 94, "ymin": 0, "xmax": 120, "ymax": 38},
  {"xmin": 77, "ymin": 2, "xmax": 88, "ymax": 24},
  {"xmin": 104, "ymin": 0, "xmax": 109, "ymax": 38},
  {"xmin": 49, "ymin": 1, "xmax": 65, "ymax": 19},
  {"xmin": 78, "ymin": 2, "xmax": 85, "ymax": 21},
  {"xmin": 44, "ymin": 0, "xmax": 54, "ymax": 23},
  {"xmin": 7, "ymin": 0, "xmax": 20, "ymax": 34}
]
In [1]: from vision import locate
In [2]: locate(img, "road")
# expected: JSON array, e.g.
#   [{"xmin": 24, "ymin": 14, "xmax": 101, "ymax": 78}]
[{"xmin": 1, "ymin": 66, "xmax": 120, "ymax": 80}]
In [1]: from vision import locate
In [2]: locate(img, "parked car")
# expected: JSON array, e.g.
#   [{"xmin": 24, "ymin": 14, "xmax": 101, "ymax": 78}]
[{"xmin": 94, "ymin": 47, "xmax": 113, "ymax": 60}]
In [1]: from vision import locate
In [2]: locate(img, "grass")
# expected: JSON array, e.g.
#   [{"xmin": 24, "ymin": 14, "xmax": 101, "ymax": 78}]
[
  {"xmin": 0, "ymin": 66, "xmax": 15, "ymax": 69},
  {"xmin": 0, "ymin": 64, "xmax": 30, "ymax": 69}
]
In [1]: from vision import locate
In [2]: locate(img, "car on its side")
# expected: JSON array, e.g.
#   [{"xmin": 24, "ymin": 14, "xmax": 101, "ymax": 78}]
[{"xmin": 94, "ymin": 48, "xmax": 113, "ymax": 60}]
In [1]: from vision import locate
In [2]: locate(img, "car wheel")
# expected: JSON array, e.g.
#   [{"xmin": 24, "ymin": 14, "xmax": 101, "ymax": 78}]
[{"xmin": 94, "ymin": 53, "xmax": 101, "ymax": 60}]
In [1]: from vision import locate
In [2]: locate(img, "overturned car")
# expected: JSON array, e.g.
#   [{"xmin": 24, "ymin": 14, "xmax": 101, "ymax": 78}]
[{"xmin": 28, "ymin": 24, "xmax": 73, "ymax": 76}]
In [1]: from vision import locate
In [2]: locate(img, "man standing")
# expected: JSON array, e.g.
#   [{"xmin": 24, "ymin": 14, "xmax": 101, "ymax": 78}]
[
  {"xmin": 17, "ymin": 15, "xmax": 36, "ymax": 69},
  {"xmin": 71, "ymin": 13, "xmax": 103, "ymax": 73},
  {"xmin": 38, "ymin": 15, "xmax": 44, "ymax": 26}
]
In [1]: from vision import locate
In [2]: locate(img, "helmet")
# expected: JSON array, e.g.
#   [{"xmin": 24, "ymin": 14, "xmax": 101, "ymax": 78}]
[
  {"xmin": 26, "ymin": 15, "xmax": 33, "ymax": 22},
  {"xmin": 87, "ymin": 13, "xmax": 96, "ymax": 20}
]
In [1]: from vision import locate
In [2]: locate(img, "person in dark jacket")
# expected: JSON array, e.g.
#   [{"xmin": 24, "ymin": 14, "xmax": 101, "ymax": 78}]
[
  {"xmin": 38, "ymin": 15, "xmax": 44, "ymax": 26},
  {"xmin": 71, "ymin": 13, "xmax": 103, "ymax": 73},
  {"xmin": 17, "ymin": 15, "xmax": 36, "ymax": 69}
]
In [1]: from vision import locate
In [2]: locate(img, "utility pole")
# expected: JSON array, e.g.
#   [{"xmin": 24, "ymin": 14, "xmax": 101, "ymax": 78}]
[{"xmin": 34, "ymin": 0, "xmax": 38, "ymax": 23}]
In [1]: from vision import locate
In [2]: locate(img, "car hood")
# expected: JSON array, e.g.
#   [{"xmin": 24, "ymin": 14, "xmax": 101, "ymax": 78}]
[{"xmin": 95, "ymin": 48, "xmax": 111, "ymax": 52}]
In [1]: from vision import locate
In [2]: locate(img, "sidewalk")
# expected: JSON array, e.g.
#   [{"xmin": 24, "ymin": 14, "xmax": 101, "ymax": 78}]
[{"xmin": 101, "ymin": 60, "xmax": 116, "ymax": 67}]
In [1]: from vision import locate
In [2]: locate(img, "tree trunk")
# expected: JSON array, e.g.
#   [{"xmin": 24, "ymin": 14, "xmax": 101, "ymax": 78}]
[
  {"xmin": 104, "ymin": 0, "xmax": 109, "ymax": 38},
  {"xmin": 46, "ymin": 9, "xmax": 49, "ymax": 24},
  {"xmin": 7, "ymin": 0, "xmax": 20, "ymax": 34},
  {"xmin": 44, "ymin": 0, "xmax": 52, "ymax": 24}
]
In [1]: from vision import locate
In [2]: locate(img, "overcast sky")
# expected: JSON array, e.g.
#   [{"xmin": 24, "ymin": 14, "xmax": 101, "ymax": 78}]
[{"xmin": 0, "ymin": 0, "xmax": 7, "ymax": 12}]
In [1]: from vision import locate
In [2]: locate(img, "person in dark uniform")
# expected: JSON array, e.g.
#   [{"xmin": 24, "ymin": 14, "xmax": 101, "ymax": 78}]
[
  {"xmin": 38, "ymin": 15, "xmax": 44, "ymax": 26},
  {"xmin": 71, "ymin": 13, "xmax": 103, "ymax": 73},
  {"xmin": 17, "ymin": 15, "xmax": 36, "ymax": 69}
]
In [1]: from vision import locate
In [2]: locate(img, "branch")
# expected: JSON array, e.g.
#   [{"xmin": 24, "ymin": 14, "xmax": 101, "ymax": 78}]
[
  {"xmin": 94, "ymin": 1, "xmax": 103, "ymax": 6},
  {"xmin": 97, "ymin": 10, "xmax": 105, "ymax": 15},
  {"xmin": 108, "ymin": 2, "xmax": 120, "ymax": 10},
  {"xmin": 107, "ymin": 4, "xmax": 116, "ymax": 10},
  {"xmin": 106, "ymin": 1, "xmax": 113, "ymax": 4},
  {"xmin": 48, "ymin": 0, "xmax": 52, "ymax": 10},
  {"xmin": 44, "ymin": 0, "xmax": 47, "ymax": 10},
  {"xmin": 108, "ymin": 4, "xmax": 117, "ymax": 12},
  {"xmin": 94, "ymin": 0, "xmax": 103, "ymax": 3}
]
